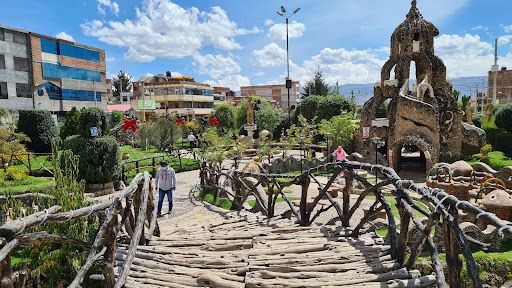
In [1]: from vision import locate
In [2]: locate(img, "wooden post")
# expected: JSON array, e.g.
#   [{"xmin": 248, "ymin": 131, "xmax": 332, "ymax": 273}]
[
  {"xmin": 396, "ymin": 199, "xmax": 411, "ymax": 265},
  {"xmin": 16, "ymin": 261, "xmax": 27, "ymax": 288},
  {"xmin": 443, "ymin": 207, "xmax": 463, "ymax": 288},
  {"xmin": 342, "ymin": 169, "xmax": 353, "ymax": 227},
  {"xmin": 299, "ymin": 176, "xmax": 311, "ymax": 226},
  {"xmin": 267, "ymin": 183, "xmax": 274, "ymax": 218},
  {"xmin": 152, "ymin": 157, "xmax": 156, "ymax": 177},
  {"xmin": 121, "ymin": 165, "xmax": 125, "ymax": 184},
  {"xmin": 0, "ymin": 239, "xmax": 13, "ymax": 288},
  {"xmin": 178, "ymin": 152, "xmax": 183, "ymax": 172},
  {"xmin": 133, "ymin": 184, "xmax": 145, "ymax": 245},
  {"xmin": 27, "ymin": 154, "xmax": 31, "ymax": 174},
  {"xmin": 102, "ymin": 211, "xmax": 118, "ymax": 288}
]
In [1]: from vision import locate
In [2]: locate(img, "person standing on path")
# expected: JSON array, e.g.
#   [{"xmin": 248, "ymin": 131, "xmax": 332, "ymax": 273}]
[
  {"xmin": 188, "ymin": 132, "xmax": 196, "ymax": 148},
  {"xmin": 155, "ymin": 160, "xmax": 177, "ymax": 217}
]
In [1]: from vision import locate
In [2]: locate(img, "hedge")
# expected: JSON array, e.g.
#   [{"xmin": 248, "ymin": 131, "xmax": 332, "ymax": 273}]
[
  {"xmin": 316, "ymin": 96, "xmax": 354, "ymax": 121},
  {"xmin": 78, "ymin": 107, "xmax": 108, "ymax": 138},
  {"xmin": 63, "ymin": 135, "xmax": 120, "ymax": 183},
  {"xmin": 495, "ymin": 133, "xmax": 512, "ymax": 157},
  {"xmin": 495, "ymin": 103, "xmax": 512, "ymax": 133},
  {"xmin": 17, "ymin": 110, "xmax": 57, "ymax": 153}
]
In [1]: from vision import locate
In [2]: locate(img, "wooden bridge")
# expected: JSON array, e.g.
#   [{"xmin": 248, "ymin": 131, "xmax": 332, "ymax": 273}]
[{"xmin": 1, "ymin": 160, "xmax": 512, "ymax": 287}]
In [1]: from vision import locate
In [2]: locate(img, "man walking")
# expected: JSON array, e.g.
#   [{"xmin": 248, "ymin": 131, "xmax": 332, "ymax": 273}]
[
  {"xmin": 188, "ymin": 132, "xmax": 196, "ymax": 148},
  {"xmin": 155, "ymin": 160, "xmax": 177, "ymax": 217}
]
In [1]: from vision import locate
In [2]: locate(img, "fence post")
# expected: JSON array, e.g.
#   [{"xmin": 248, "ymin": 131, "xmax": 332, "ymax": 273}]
[
  {"xmin": 299, "ymin": 176, "xmax": 311, "ymax": 226},
  {"xmin": 396, "ymin": 198, "xmax": 411, "ymax": 265},
  {"xmin": 152, "ymin": 157, "xmax": 156, "ymax": 177},
  {"xmin": 178, "ymin": 152, "xmax": 183, "ymax": 172},
  {"xmin": 122, "ymin": 165, "xmax": 126, "ymax": 184},
  {"xmin": 102, "ymin": 209, "xmax": 119, "ymax": 288},
  {"xmin": 342, "ymin": 168, "xmax": 353, "ymax": 227},
  {"xmin": 27, "ymin": 153, "xmax": 31, "ymax": 174},
  {"xmin": 443, "ymin": 206, "xmax": 463, "ymax": 288},
  {"xmin": 0, "ymin": 239, "xmax": 13, "ymax": 288},
  {"xmin": 135, "ymin": 160, "xmax": 139, "ymax": 175}
]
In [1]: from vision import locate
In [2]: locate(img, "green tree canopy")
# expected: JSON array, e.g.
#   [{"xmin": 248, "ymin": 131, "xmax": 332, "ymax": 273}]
[
  {"xmin": 318, "ymin": 113, "xmax": 359, "ymax": 151},
  {"xmin": 495, "ymin": 103, "xmax": 512, "ymax": 133},
  {"xmin": 213, "ymin": 103, "xmax": 235, "ymax": 130},
  {"xmin": 299, "ymin": 96, "xmax": 320, "ymax": 121},
  {"xmin": 234, "ymin": 96, "xmax": 271, "ymax": 129},
  {"xmin": 17, "ymin": 109, "xmax": 57, "ymax": 153},
  {"xmin": 60, "ymin": 107, "xmax": 80, "ymax": 140},
  {"xmin": 255, "ymin": 108, "xmax": 281, "ymax": 133},
  {"xmin": 316, "ymin": 96, "xmax": 355, "ymax": 121},
  {"xmin": 301, "ymin": 69, "xmax": 330, "ymax": 97}
]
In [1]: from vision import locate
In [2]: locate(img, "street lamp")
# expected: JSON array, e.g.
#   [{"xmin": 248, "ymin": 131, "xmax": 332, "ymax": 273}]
[
  {"xmin": 371, "ymin": 137, "xmax": 385, "ymax": 183},
  {"xmin": 277, "ymin": 6, "xmax": 301, "ymax": 117},
  {"xmin": 324, "ymin": 132, "xmax": 332, "ymax": 160},
  {"xmin": 297, "ymin": 136, "xmax": 304, "ymax": 173}
]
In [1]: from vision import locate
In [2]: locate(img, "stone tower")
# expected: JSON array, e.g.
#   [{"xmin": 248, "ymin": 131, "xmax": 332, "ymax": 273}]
[{"xmin": 356, "ymin": 0, "xmax": 484, "ymax": 173}]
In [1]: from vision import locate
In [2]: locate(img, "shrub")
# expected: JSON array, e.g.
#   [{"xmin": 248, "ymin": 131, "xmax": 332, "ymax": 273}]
[
  {"xmin": 482, "ymin": 118, "xmax": 503, "ymax": 146},
  {"xmin": 255, "ymin": 108, "xmax": 282, "ymax": 133},
  {"xmin": 299, "ymin": 96, "xmax": 320, "ymax": 121},
  {"xmin": 186, "ymin": 120, "xmax": 200, "ymax": 135},
  {"xmin": 110, "ymin": 110, "xmax": 123, "ymax": 127},
  {"xmin": 214, "ymin": 103, "xmax": 235, "ymax": 130},
  {"xmin": 472, "ymin": 113, "xmax": 485, "ymax": 128},
  {"xmin": 376, "ymin": 101, "xmax": 388, "ymax": 118},
  {"xmin": 63, "ymin": 135, "xmax": 120, "ymax": 183},
  {"xmin": 495, "ymin": 133, "xmax": 512, "ymax": 157},
  {"xmin": 17, "ymin": 109, "xmax": 57, "ymax": 153},
  {"xmin": 316, "ymin": 96, "xmax": 354, "ymax": 121},
  {"xmin": 495, "ymin": 103, "xmax": 512, "ymax": 133},
  {"xmin": 78, "ymin": 107, "xmax": 108, "ymax": 138},
  {"xmin": 59, "ymin": 107, "xmax": 80, "ymax": 140},
  {"xmin": 137, "ymin": 117, "xmax": 179, "ymax": 151},
  {"xmin": 273, "ymin": 114, "xmax": 292, "ymax": 140}
]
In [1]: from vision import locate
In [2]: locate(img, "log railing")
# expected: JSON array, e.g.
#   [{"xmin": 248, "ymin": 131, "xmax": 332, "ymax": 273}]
[
  {"xmin": 200, "ymin": 158, "xmax": 512, "ymax": 288},
  {"xmin": 0, "ymin": 171, "xmax": 159, "ymax": 288}
]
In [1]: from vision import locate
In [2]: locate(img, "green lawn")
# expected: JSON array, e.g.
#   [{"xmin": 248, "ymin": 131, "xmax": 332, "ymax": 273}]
[
  {"xmin": 468, "ymin": 151, "xmax": 512, "ymax": 171},
  {"xmin": 199, "ymin": 188, "xmax": 237, "ymax": 210},
  {"xmin": 7, "ymin": 154, "xmax": 54, "ymax": 175},
  {"xmin": 363, "ymin": 195, "xmax": 428, "ymax": 220},
  {"xmin": 0, "ymin": 176, "xmax": 54, "ymax": 194}
]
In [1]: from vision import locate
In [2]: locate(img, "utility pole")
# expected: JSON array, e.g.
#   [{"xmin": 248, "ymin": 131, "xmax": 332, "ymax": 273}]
[
  {"xmin": 142, "ymin": 82, "xmax": 146, "ymax": 122},
  {"xmin": 492, "ymin": 39, "xmax": 499, "ymax": 104}
]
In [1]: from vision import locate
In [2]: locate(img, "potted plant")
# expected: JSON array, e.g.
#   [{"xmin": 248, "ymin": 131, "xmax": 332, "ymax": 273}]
[{"xmin": 480, "ymin": 144, "xmax": 492, "ymax": 160}]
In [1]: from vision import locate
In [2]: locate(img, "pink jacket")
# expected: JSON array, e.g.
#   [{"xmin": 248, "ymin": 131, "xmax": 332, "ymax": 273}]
[{"xmin": 332, "ymin": 146, "xmax": 347, "ymax": 161}]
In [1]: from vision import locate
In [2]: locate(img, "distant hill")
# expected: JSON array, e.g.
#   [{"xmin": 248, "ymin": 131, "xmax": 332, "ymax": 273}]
[{"xmin": 332, "ymin": 76, "xmax": 488, "ymax": 106}]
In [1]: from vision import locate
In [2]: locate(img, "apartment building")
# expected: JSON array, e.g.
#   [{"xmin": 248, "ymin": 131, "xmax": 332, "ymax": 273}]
[
  {"xmin": 488, "ymin": 67, "xmax": 512, "ymax": 105},
  {"xmin": 133, "ymin": 72, "xmax": 214, "ymax": 121},
  {"xmin": 0, "ymin": 24, "xmax": 107, "ymax": 118},
  {"xmin": 240, "ymin": 82, "xmax": 300, "ymax": 112}
]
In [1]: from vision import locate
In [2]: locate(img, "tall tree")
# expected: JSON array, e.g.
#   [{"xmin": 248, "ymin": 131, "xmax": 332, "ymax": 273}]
[
  {"xmin": 301, "ymin": 69, "xmax": 330, "ymax": 98},
  {"xmin": 112, "ymin": 70, "xmax": 132, "ymax": 100}
]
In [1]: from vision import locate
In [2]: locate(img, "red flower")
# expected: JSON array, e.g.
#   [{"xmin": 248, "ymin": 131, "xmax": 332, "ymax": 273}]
[{"xmin": 210, "ymin": 117, "xmax": 219, "ymax": 127}]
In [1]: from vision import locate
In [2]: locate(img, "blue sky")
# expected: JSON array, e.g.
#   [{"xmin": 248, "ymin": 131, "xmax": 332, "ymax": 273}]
[{"xmin": 2, "ymin": 0, "xmax": 512, "ymax": 93}]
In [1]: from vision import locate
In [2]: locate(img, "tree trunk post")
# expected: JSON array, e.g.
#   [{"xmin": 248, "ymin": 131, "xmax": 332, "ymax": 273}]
[
  {"xmin": 443, "ymin": 207, "xmax": 463, "ymax": 288},
  {"xmin": 0, "ymin": 239, "xmax": 13, "ymax": 288},
  {"xmin": 342, "ymin": 169, "xmax": 353, "ymax": 227},
  {"xmin": 299, "ymin": 176, "xmax": 311, "ymax": 226},
  {"xmin": 103, "ymin": 211, "xmax": 118, "ymax": 288},
  {"xmin": 396, "ymin": 200, "xmax": 411, "ymax": 265}
]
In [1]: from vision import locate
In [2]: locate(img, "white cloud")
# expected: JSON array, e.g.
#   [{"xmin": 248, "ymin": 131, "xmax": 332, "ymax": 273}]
[
  {"xmin": 82, "ymin": 0, "xmax": 261, "ymax": 62},
  {"xmin": 97, "ymin": 0, "xmax": 119, "ymax": 16},
  {"xmin": 472, "ymin": 26, "xmax": 483, "ymax": 30},
  {"xmin": 267, "ymin": 21, "xmax": 306, "ymax": 40},
  {"xmin": 56, "ymin": 32, "xmax": 75, "ymax": 42},
  {"xmin": 193, "ymin": 54, "xmax": 241, "ymax": 79},
  {"xmin": 264, "ymin": 19, "xmax": 274, "ymax": 26},
  {"xmin": 435, "ymin": 34, "xmax": 492, "ymax": 57},
  {"xmin": 204, "ymin": 75, "xmax": 250, "ymax": 91},
  {"xmin": 106, "ymin": 57, "xmax": 115, "ymax": 62},
  {"xmin": 254, "ymin": 72, "xmax": 265, "ymax": 76},
  {"xmin": 252, "ymin": 43, "xmax": 287, "ymax": 67},
  {"xmin": 144, "ymin": 73, "xmax": 154, "ymax": 77},
  {"xmin": 502, "ymin": 24, "xmax": 512, "ymax": 33},
  {"xmin": 498, "ymin": 36, "xmax": 512, "ymax": 46}
]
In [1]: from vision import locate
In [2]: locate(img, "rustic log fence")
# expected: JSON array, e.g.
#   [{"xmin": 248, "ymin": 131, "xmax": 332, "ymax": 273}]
[
  {"xmin": 121, "ymin": 150, "xmax": 198, "ymax": 183},
  {"xmin": 200, "ymin": 158, "xmax": 512, "ymax": 288},
  {"xmin": 0, "ymin": 152, "xmax": 53, "ymax": 176},
  {"xmin": 0, "ymin": 172, "xmax": 159, "ymax": 288}
]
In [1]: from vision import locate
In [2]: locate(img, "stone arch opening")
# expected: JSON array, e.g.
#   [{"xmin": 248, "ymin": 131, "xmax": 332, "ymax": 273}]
[{"xmin": 391, "ymin": 139, "xmax": 431, "ymax": 175}]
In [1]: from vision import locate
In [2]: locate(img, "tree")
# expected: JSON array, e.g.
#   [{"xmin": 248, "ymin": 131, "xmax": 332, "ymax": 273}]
[
  {"xmin": 214, "ymin": 103, "xmax": 235, "ymax": 130},
  {"xmin": 0, "ymin": 129, "xmax": 28, "ymax": 154},
  {"xmin": 59, "ymin": 107, "xmax": 80, "ymax": 140},
  {"xmin": 316, "ymin": 96, "xmax": 355, "ymax": 121},
  {"xmin": 495, "ymin": 103, "xmax": 512, "ymax": 133},
  {"xmin": 17, "ymin": 110, "xmax": 57, "ymax": 153},
  {"xmin": 110, "ymin": 110, "xmax": 123, "ymax": 127},
  {"xmin": 255, "ymin": 108, "xmax": 281, "ymax": 133},
  {"xmin": 301, "ymin": 69, "xmax": 330, "ymax": 97},
  {"xmin": 138, "ymin": 116, "xmax": 180, "ymax": 151},
  {"xmin": 112, "ymin": 70, "xmax": 132, "ymax": 100},
  {"xmin": 298, "ymin": 96, "xmax": 320, "ymax": 121},
  {"xmin": 318, "ymin": 113, "xmax": 359, "ymax": 151}
]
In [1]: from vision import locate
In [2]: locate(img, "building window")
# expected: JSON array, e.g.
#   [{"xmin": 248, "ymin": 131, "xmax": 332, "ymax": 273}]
[
  {"xmin": 107, "ymin": 88, "xmax": 111, "ymax": 94},
  {"xmin": 0, "ymin": 82, "xmax": 7, "ymax": 99},
  {"xmin": 42, "ymin": 63, "xmax": 101, "ymax": 82},
  {"xmin": 12, "ymin": 32, "xmax": 27, "ymax": 44},
  {"xmin": 0, "ymin": 29, "xmax": 4, "ymax": 41},
  {"xmin": 60, "ymin": 43, "xmax": 100, "ymax": 62},
  {"xmin": 16, "ymin": 83, "xmax": 32, "ymax": 98},
  {"xmin": 0, "ymin": 54, "xmax": 5, "ymax": 69},
  {"xmin": 41, "ymin": 39, "xmax": 58, "ymax": 54},
  {"xmin": 14, "ymin": 57, "xmax": 29, "ymax": 72}
]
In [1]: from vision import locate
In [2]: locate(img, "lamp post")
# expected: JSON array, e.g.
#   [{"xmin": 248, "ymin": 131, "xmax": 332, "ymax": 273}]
[
  {"xmin": 297, "ymin": 136, "xmax": 304, "ymax": 173},
  {"xmin": 371, "ymin": 137, "xmax": 384, "ymax": 183},
  {"xmin": 324, "ymin": 132, "xmax": 332, "ymax": 160},
  {"xmin": 277, "ymin": 6, "xmax": 300, "ymax": 117}
]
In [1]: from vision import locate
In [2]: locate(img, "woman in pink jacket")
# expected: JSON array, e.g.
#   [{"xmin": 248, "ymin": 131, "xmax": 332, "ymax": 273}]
[{"xmin": 332, "ymin": 146, "xmax": 347, "ymax": 162}]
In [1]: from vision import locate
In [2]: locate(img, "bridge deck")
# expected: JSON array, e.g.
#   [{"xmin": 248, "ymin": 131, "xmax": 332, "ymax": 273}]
[{"xmin": 116, "ymin": 208, "xmax": 436, "ymax": 287}]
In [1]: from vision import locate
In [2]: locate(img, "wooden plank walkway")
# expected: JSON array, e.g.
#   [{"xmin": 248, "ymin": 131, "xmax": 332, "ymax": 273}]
[{"xmin": 115, "ymin": 208, "xmax": 436, "ymax": 287}]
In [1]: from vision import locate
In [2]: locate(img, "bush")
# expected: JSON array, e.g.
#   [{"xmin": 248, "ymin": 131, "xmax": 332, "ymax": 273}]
[
  {"xmin": 273, "ymin": 114, "xmax": 292, "ymax": 140},
  {"xmin": 17, "ymin": 109, "xmax": 57, "ymax": 153},
  {"xmin": 63, "ymin": 135, "xmax": 120, "ymax": 183},
  {"xmin": 472, "ymin": 113, "xmax": 485, "ymax": 128},
  {"xmin": 376, "ymin": 101, "xmax": 388, "ymax": 118},
  {"xmin": 299, "ymin": 96, "xmax": 319, "ymax": 121},
  {"xmin": 255, "ymin": 108, "xmax": 282, "ymax": 133},
  {"xmin": 482, "ymin": 118, "xmax": 503, "ymax": 146},
  {"xmin": 495, "ymin": 103, "xmax": 512, "ymax": 133},
  {"xmin": 316, "ymin": 96, "xmax": 354, "ymax": 121},
  {"xmin": 137, "ymin": 117, "xmax": 179, "ymax": 151},
  {"xmin": 214, "ymin": 103, "xmax": 235, "ymax": 130},
  {"xmin": 59, "ymin": 107, "xmax": 80, "ymax": 140},
  {"xmin": 495, "ymin": 133, "xmax": 512, "ymax": 157},
  {"xmin": 78, "ymin": 107, "xmax": 108, "ymax": 138},
  {"xmin": 110, "ymin": 110, "xmax": 123, "ymax": 127}
]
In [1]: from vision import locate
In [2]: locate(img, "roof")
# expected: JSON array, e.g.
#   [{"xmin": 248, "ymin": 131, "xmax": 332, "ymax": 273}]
[{"xmin": 106, "ymin": 104, "xmax": 132, "ymax": 112}]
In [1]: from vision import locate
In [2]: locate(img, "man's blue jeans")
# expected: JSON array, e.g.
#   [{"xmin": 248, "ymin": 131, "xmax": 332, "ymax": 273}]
[{"xmin": 158, "ymin": 188, "xmax": 173, "ymax": 214}]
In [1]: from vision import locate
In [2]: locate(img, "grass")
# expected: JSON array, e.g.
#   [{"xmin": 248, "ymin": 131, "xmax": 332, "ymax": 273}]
[
  {"xmin": 0, "ymin": 177, "xmax": 54, "ymax": 194},
  {"xmin": 247, "ymin": 197, "xmax": 301, "ymax": 207},
  {"xmin": 468, "ymin": 151, "xmax": 512, "ymax": 171},
  {"xmin": 199, "ymin": 188, "xmax": 237, "ymax": 210},
  {"xmin": 120, "ymin": 145, "xmax": 168, "ymax": 160},
  {"xmin": 363, "ymin": 195, "xmax": 428, "ymax": 220},
  {"xmin": 124, "ymin": 157, "xmax": 200, "ymax": 182}
]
